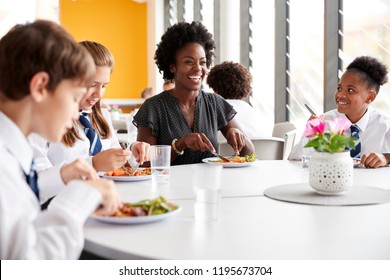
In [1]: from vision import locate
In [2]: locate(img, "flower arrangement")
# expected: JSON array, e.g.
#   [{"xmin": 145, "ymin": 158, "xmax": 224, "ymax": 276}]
[
  {"xmin": 303, "ymin": 116, "xmax": 359, "ymax": 153},
  {"xmin": 104, "ymin": 104, "xmax": 122, "ymax": 113}
]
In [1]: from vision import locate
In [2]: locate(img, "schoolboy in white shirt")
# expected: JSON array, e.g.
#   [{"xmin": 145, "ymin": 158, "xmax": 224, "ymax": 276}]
[{"xmin": 0, "ymin": 20, "xmax": 122, "ymax": 259}]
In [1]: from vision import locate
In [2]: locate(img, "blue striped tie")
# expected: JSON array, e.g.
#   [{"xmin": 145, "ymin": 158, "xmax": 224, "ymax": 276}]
[
  {"xmin": 350, "ymin": 125, "xmax": 361, "ymax": 158},
  {"xmin": 79, "ymin": 113, "xmax": 102, "ymax": 156},
  {"xmin": 26, "ymin": 160, "xmax": 40, "ymax": 200}
]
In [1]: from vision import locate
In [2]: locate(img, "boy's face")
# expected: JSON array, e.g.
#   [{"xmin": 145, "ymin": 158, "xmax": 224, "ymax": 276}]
[
  {"xmin": 334, "ymin": 72, "xmax": 376, "ymax": 123},
  {"xmin": 34, "ymin": 79, "xmax": 87, "ymax": 142},
  {"xmin": 79, "ymin": 66, "xmax": 111, "ymax": 111}
]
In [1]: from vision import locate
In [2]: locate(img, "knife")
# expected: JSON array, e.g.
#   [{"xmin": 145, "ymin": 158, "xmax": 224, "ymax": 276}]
[{"xmin": 210, "ymin": 151, "xmax": 231, "ymax": 163}]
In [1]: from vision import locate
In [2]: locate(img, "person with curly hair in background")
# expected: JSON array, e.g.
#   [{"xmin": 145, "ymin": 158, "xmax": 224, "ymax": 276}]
[
  {"xmin": 133, "ymin": 21, "xmax": 254, "ymax": 165},
  {"xmin": 207, "ymin": 61, "xmax": 265, "ymax": 141},
  {"xmin": 289, "ymin": 55, "xmax": 390, "ymax": 168}
]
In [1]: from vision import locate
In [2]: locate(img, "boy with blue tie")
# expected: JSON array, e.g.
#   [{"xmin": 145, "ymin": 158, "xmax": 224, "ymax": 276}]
[{"xmin": 0, "ymin": 20, "xmax": 122, "ymax": 259}]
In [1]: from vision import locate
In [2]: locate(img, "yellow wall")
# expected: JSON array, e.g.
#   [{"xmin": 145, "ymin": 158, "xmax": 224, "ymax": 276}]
[{"xmin": 60, "ymin": 0, "xmax": 147, "ymax": 99}]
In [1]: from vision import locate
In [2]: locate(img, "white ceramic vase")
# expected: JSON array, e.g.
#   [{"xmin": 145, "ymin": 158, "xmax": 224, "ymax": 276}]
[{"xmin": 309, "ymin": 151, "xmax": 353, "ymax": 195}]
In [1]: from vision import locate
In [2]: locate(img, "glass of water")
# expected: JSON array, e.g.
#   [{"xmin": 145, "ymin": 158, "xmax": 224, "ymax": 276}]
[{"xmin": 150, "ymin": 145, "xmax": 171, "ymax": 187}]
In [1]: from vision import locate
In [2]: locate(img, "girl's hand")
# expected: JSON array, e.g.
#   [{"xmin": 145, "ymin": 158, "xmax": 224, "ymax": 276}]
[
  {"xmin": 130, "ymin": 141, "xmax": 150, "ymax": 165},
  {"xmin": 360, "ymin": 152, "xmax": 388, "ymax": 168},
  {"xmin": 92, "ymin": 148, "xmax": 131, "ymax": 172}
]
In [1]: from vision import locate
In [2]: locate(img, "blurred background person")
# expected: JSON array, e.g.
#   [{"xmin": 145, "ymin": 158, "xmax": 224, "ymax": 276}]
[
  {"xmin": 140, "ymin": 86, "xmax": 155, "ymax": 99},
  {"xmin": 207, "ymin": 61, "xmax": 265, "ymax": 141},
  {"xmin": 163, "ymin": 79, "xmax": 175, "ymax": 91}
]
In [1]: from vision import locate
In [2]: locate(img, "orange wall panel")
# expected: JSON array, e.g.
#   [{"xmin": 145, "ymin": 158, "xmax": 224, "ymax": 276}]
[{"xmin": 60, "ymin": 0, "xmax": 147, "ymax": 99}]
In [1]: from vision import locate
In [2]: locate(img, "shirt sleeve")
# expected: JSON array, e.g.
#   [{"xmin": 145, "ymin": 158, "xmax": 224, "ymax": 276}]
[{"xmin": 0, "ymin": 153, "xmax": 101, "ymax": 259}]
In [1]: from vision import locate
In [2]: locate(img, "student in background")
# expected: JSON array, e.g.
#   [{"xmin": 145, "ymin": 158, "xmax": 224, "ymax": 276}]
[
  {"xmin": 140, "ymin": 87, "xmax": 155, "ymax": 99},
  {"xmin": 0, "ymin": 20, "xmax": 121, "ymax": 259},
  {"xmin": 133, "ymin": 21, "xmax": 254, "ymax": 165},
  {"xmin": 207, "ymin": 61, "xmax": 265, "ymax": 141},
  {"xmin": 289, "ymin": 56, "xmax": 390, "ymax": 168},
  {"xmin": 163, "ymin": 79, "xmax": 175, "ymax": 91}
]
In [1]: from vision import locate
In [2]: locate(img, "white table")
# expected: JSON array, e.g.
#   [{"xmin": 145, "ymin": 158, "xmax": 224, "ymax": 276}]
[{"xmin": 84, "ymin": 161, "xmax": 390, "ymax": 259}]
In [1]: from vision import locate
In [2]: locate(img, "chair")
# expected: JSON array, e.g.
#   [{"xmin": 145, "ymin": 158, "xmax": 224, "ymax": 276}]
[
  {"xmin": 272, "ymin": 122, "xmax": 297, "ymax": 160},
  {"xmin": 272, "ymin": 122, "xmax": 296, "ymax": 139},
  {"xmin": 218, "ymin": 137, "xmax": 285, "ymax": 160}
]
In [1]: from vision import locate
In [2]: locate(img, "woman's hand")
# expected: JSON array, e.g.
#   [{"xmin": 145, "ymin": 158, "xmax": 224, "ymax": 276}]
[
  {"xmin": 130, "ymin": 141, "xmax": 150, "ymax": 165},
  {"xmin": 176, "ymin": 133, "xmax": 215, "ymax": 153},
  {"xmin": 88, "ymin": 178, "xmax": 122, "ymax": 216},
  {"xmin": 60, "ymin": 158, "xmax": 99, "ymax": 184},
  {"xmin": 225, "ymin": 128, "xmax": 247, "ymax": 155},
  {"xmin": 92, "ymin": 148, "xmax": 131, "ymax": 172},
  {"xmin": 360, "ymin": 152, "xmax": 389, "ymax": 168}
]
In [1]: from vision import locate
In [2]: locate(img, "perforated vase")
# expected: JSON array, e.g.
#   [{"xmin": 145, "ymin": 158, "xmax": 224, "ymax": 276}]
[{"xmin": 309, "ymin": 151, "xmax": 353, "ymax": 195}]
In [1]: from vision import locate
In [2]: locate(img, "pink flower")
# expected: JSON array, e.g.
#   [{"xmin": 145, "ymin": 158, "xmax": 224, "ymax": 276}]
[
  {"xmin": 302, "ymin": 115, "xmax": 325, "ymax": 138},
  {"xmin": 326, "ymin": 117, "xmax": 352, "ymax": 135}
]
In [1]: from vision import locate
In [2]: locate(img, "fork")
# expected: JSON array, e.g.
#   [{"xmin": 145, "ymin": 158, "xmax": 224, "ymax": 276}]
[
  {"xmin": 128, "ymin": 154, "xmax": 140, "ymax": 171},
  {"xmin": 210, "ymin": 151, "xmax": 231, "ymax": 162}
]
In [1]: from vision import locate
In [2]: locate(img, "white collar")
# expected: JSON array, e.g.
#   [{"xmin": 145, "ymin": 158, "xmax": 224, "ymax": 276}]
[{"xmin": 0, "ymin": 111, "xmax": 33, "ymax": 175}]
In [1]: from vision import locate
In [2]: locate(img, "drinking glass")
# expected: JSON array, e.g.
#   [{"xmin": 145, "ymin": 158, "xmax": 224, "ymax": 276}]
[
  {"xmin": 192, "ymin": 164, "xmax": 222, "ymax": 221},
  {"xmin": 150, "ymin": 145, "xmax": 171, "ymax": 187}
]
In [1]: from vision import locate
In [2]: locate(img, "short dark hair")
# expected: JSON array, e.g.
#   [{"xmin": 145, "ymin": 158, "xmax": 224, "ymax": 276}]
[
  {"xmin": 346, "ymin": 56, "xmax": 388, "ymax": 93},
  {"xmin": 207, "ymin": 61, "xmax": 252, "ymax": 99},
  {"xmin": 154, "ymin": 21, "xmax": 215, "ymax": 81},
  {"xmin": 0, "ymin": 20, "xmax": 95, "ymax": 101}
]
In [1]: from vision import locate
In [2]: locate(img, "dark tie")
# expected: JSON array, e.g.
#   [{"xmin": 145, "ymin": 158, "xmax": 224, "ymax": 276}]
[
  {"xmin": 350, "ymin": 125, "xmax": 361, "ymax": 158},
  {"xmin": 79, "ymin": 113, "xmax": 102, "ymax": 156},
  {"xmin": 25, "ymin": 160, "xmax": 40, "ymax": 200}
]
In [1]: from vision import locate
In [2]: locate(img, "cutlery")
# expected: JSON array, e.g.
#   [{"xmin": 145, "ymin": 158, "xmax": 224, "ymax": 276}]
[
  {"xmin": 128, "ymin": 154, "xmax": 140, "ymax": 171},
  {"xmin": 210, "ymin": 151, "xmax": 231, "ymax": 162},
  {"xmin": 304, "ymin": 103, "xmax": 317, "ymax": 116}
]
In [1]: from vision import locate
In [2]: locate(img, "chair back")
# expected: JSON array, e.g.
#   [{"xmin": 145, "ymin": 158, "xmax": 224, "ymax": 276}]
[
  {"xmin": 272, "ymin": 122, "xmax": 296, "ymax": 138},
  {"xmin": 272, "ymin": 122, "xmax": 297, "ymax": 160},
  {"xmin": 282, "ymin": 129, "xmax": 296, "ymax": 160},
  {"xmin": 218, "ymin": 137, "xmax": 285, "ymax": 160}
]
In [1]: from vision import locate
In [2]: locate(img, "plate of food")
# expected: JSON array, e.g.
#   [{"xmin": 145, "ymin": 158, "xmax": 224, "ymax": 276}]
[
  {"xmin": 90, "ymin": 196, "xmax": 181, "ymax": 224},
  {"xmin": 202, "ymin": 153, "xmax": 256, "ymax": 168},
  {"xmin": 99, "ymin": 167, "xmax": 152, "ymax": 182}
]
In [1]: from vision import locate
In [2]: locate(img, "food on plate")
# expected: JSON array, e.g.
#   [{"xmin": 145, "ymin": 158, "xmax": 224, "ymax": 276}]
[
  {"xmin": 104, "ymin": 166, "xmax": 151, "ymax": 177},
  {"xmin": 110, "ymin": 196, "xmax": 179, "ymax": 217},
  {"xmin": 210, "ymin": 152, "xmax": 256, "ymax": 163}
]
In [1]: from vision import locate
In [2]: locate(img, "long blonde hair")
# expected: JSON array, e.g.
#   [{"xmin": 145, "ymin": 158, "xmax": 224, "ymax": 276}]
[{"xmin": 62, "ymin": 41, "xmax": 114, "ymax": 147}]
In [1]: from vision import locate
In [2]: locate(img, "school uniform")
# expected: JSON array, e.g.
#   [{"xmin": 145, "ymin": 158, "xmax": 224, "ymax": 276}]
[
  {"xmin": 0, "ymin": 111, "xmax": 101, "ymax": 259},
  {"xmin": 29, "ymin": 108, "xmax": 120, "ymax": 202},
  {"xmin": 289, "ymin": 107, "xmax": 390, "ymax": 160}
]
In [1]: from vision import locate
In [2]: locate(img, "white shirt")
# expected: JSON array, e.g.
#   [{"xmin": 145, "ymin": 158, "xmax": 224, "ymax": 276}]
[
  {"xmin": 289, "ymin": 107, "xmax": 390, "ymax": 160},
  {"xmin": 218, "ymin": 99, "xmax": 265, "ymax": 142},
  {"xmin": 0, "ymin": 111, "xmax": 101, "ymax": 259},
  {"xmin": 29, "ymin": 109, "xmax": 120, "ymax": 202}
]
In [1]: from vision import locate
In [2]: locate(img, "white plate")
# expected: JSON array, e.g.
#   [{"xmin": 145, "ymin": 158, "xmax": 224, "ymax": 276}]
[
  {"xmin": 202, "ymin": 157, "xmax": 253, "ymax": 168},
  {"xmin": 90, "ymin": 206, "xmax": 181, "ymax": 224},
  {"xmin": 99, "ymin": 171, "xmax": 152, "ymax": 182}
]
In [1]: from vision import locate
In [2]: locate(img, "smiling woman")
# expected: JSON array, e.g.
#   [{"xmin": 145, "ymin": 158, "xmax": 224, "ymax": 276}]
[{"xmin": 133, "ymin": 21, "xmax": 254, "ymax": 165}]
